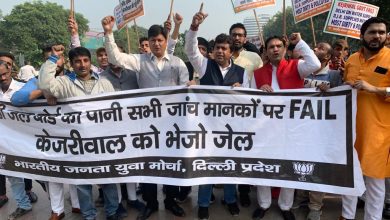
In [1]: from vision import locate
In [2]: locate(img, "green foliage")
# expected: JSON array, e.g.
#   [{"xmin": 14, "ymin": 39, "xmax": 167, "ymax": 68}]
[
  {"xmin": 263, "ymin": 6, "xmax": 361, "ymax": 51},
  {"xmin": 0, "ymin": 1, "xmax": 89, "ymax": 67},
  {"xmin": 114, "ymin": 24, "xmax": 148, "ymax": 54}
]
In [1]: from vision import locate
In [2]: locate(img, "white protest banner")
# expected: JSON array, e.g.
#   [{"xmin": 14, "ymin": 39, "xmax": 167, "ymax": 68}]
[
  {"xmin": 324, "ymin": 0, "xmax": 379, "ymax": 39},
  {"xmin": 292, "ymin": 0, "xmax": 333, "ymax": 23},
  {"xmin": 231, "ymin": 0, "xmax": 275, "ymax": 13},
  {"xmin": 0, "ymin": 86, "xmax": 364, "ymax": 196},
  {"xmin": 114, "ymin": 0, "xmax": 144, "ymax": 30},
  {"xmin": 114, "ymin": 4, "xmax": 126, "ymax": 30}
]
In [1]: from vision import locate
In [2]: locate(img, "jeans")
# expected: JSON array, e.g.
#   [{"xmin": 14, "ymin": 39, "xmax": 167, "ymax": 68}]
[
  {"xmin": 77, "ymin": 184, "xmax": 118, "ymax": 220},
  {"xmin": 198, "ymin": 184, "xmax": 236, "ymax": 207},
  {"xmin": 8, "ymin": 177, "xmax": 32, "ymax": 210}
]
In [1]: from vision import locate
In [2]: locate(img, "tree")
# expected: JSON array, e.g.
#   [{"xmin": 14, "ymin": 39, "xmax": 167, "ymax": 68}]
[
  {"xmin": 0, "ymin": 1, "xmax": 89, "ymax": 66},
  {"xmin": 114, "ymin": 24, "xmax": 148, "ymax": 54},
  {"xmin": 262, "ymin": 7, "xmax": 361, "ymax": 51}
]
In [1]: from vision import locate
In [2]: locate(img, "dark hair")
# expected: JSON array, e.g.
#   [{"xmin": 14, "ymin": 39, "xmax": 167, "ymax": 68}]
[
  {"xmin": 96, "ymin": 47, "xmax": 106, "ymax": 55},
  {"xmin": 139, "ymin": 37, "xmax": 148, "ymax": 45},
  {"xmin": 197, "ymin": 37, "xmax": 210, "ymax": 53},
  {"xmin": 42, "ymin": 45, "xmax": 52, "ymax": 55},
  {"xmin": 69, "ymin": 47, "xmax": 91, "ymax": 62},
  {"xmin": 243, "ymin": 41, "xmax": 261, "ymax": 55},
  {"xmin": 264, "ymin": 36, "xmax": 287, "ymax": 49},
  {"xmin": 0, "ymin": 52, "xmax": 15, "ymax": 61},
  {"xmin": 229, "ymin": 23, "xmax": 247, "ymax": 36},
  {"xmin": 360, "ymin": 17, "xmax": 388, "ymax": 35},
  {"xmin": 148, "ymin": 25, "xmax": 168, "ymax": 40},
  {"xmin": 214, "ymin": 34, "xmax": 234, "ymax": 52},
  {"xmin": 332, "ymin": 39, "xmax": 349, "ymax": 50}
]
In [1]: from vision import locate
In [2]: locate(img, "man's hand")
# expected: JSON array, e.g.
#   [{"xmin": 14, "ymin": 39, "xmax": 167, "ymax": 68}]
[
  {"xmin": 164, "ymin": 20, "xmax": 172, "ymax": 32},
  {"xmin": 68, "ymin": 16, "xmax": 79, "ymax": 36},
  {"xmin": 101, "ymin": 16, "xmax": 115, "ymax": 35},
  {"xmin": 173, "ymin": 13, "xmax": 183, "ymax": 26},
  {"xmin": 186, "ymin": 80, "xmax": 197, "ymax": 86},
  {"xmin": 191, "ymin": 12, "xmax": 208, "ymax": 31},
  {"xmin": 351, "ymin": 80, "xmax": 377, "ymax": 93},
  {"xmin": 42, "ymin": 91, "xmax": 57, "ymax": 106},
  {"xmin": 232, "ymin": 82, "xmax": 241, "ymax": 87},
  {"xmin": 317, "ymin": 84, "xmax": 330, "ymax": 92},
  {"xmin": 289, "ymin": 33, "xmax": 302, "ymax": 45},
  {"xmin": 260, "ymin": 84, "xmax": 274, "ymax": 92},
  {"xmin": 51, "ymin": 45, "xmax": 65, "ymax": 58}
]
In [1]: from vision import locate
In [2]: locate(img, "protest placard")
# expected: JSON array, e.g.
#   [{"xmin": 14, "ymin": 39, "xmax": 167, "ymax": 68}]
[
  {"xmin": 114, "ymin": 0, "xmax": 145, "ymax": 30},
  {"xmin": 324, "ymin": 0, "xmax": 379, "ymax": 39},
  {"xmin": 292, "ymin": 0, "xmax": 333, "ymax": 23},
  {"xmin": 231, "ymin": 0, "xmax": 275, "ymax": 13}
]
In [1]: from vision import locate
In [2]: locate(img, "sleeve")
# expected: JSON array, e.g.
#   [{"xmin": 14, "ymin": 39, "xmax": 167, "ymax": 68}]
[
  {"xmin": 11, "ymin": 78, "xmax": 39, "ymax": 106},
  {"xmin": 71, "ymin": 34, "xmax": 81, "ymax": 49},
  {"xmin": 38, "ymin": 56, "xmax": 67, "ymax": 98},
  {"xmin": 105, "ymin": 33, "xmax": 141, "ymax": 72},
  {"xmin": 184, "ymin": 30, "xmax": 208, "ymax": 79},
  {"xmin": 296, "ymin": 40, "xmax": 321, "ymax": 78},
  {"xmin": 242, "ymin": 70, "xmax": 250, "ymax": 88},
  {"xmin": 167, "ymin": 38, "xmax": 178, "ymax": 55},
  {"xmin": 178, "ymin": 58, "xmax": 190, "ymax": 85}
]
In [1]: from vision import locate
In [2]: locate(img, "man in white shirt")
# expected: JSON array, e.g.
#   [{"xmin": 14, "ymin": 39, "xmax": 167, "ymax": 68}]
[{"xmin": 18, "ymin": 61, "xmax": 37, "ymax": 82}]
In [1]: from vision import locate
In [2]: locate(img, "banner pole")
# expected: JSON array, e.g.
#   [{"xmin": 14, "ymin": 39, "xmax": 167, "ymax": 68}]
[
  {"xmin": 126, "ymin": 25, "xmax": 131, "ymax": 53},
  {"xmin": 70, "ymin": 0, "xmax": 75, "ymax": 18},
  {"xmin": 134, "ymin": 19, "xmax": 140, "ymax": 48},
  {"xmin": 310, "ymin": 17, "xmax": 317, "ymax": 47},
  {"xmin": 283, "ymin": 0, "xmax": 286, "ymax": 36},
  {"xmin": 253, "ymin": 9, "xmax": 265, "ymax": 47},
  {"xmin": 168, "ymin": 0, "xmax": 174, "ymax": 20}
]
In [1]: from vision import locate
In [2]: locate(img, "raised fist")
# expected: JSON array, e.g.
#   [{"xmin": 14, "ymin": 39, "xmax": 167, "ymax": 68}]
[{"xmin": 101, "ymin": 16, "xmax": 115, "ymax": 34}]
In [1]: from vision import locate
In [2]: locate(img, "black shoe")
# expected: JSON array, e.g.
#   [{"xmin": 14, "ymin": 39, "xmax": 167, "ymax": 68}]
[
  {"xmin": 281, "ymin": 209, "xmax": 295, "ymax": 220},
  {"xmin": 116, "ymin": 203, "xmax": 128, "ymax": 218},
  {"xmin": 226, "ymin": 202, "xmax": 240, "ymax": 216},
  {"xmin": 0, "ymin": 196, "xmax": 8, "ymax": 208},
  {"xmin": 26, "ymin": 191, "xmax": 38, "ymax": 203},
  {"xmin": 128, "ymin": 199, "xmax": 146, "ymax": 212},
  {"xmin": 165, "ymin": 203, "xmax": 185, "ymax": 217},
  {"xmin": 198, "ymin": 206, "xmax": 209, "ymax": 220},
  {"xmin": 136, "ymin": 207, "xmax": 157, "ymax": 220},
  {"xmin": 384, "ymin": 203, "xmax": 390, "ymax": 219},
  {"xmin": 239, "ymin": 193, "xmax": 251, "ymax": 207},
  {"xmin": 252, "ymin": 207, "xmax": 268, "ymax": 220},
  {"xmin": 175, "ymin": 188, "xmax": 192, "ymax": 203}
]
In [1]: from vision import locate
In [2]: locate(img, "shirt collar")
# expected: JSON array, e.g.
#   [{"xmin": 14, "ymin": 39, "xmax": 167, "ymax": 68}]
[
  {"xmin": 315, "ymin": 64, "xmax": 330, "ymax": 75},
  {"xmin": 220, "ymin": 59, "xmax": 233, "ymax": 71},
  {"xmin": 150, "ymin": 51, "xmax": 170, "ymax": 62},
  {"xmin": 66, "ymin": 71, "xmax": 100, "ymax": 82}
]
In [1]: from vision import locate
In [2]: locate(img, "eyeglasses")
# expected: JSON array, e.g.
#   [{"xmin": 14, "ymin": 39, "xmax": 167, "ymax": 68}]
[
  {"xmin": 0, "ymin": 60, "xmax": 12, "ymax": 69},
  {"xmin": 231, "ymin": 33, "xmax": 245, "ymax": 38}
]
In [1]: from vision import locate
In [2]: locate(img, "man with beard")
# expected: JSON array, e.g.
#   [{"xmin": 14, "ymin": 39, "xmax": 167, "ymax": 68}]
[
  {"xmin": 341, "ymin": 17, "xmax": 390, "ymax": 220},
  {"xmin": 229, "ymin": 23, "xmax": 262, "ymax": 208},
  {"xmin": 252, "ymin": 34, "xmax": 320, "ymax": 220},
  {"xmin": 229, "ymin": 23, "xmax": 262, "ymax": 90}
]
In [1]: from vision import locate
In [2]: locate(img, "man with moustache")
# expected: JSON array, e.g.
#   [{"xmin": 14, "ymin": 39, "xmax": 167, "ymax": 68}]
[
  {"xmin": 341, "ymin": 17, "xmax": 390, "ymax": 220},
  {"xmin": 102, "ymin": 15, "xmax": 189, "ymax": 220},
  {"xmin": 252, "ymin": 33, "xmax": 320, "ymax": 220}
]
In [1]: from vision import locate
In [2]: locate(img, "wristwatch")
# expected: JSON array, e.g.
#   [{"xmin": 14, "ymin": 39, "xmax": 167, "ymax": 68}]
[
  {"xmin": 386, "ymin": 87, "xmax": 390, "ymax": 97},
  {"xmin": 386, "ymin": 87, "xmax": 390, "ymax": 96}
]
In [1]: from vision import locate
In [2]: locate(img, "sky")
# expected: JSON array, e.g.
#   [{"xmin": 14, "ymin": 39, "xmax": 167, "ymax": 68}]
[{"xmin": 1, "ymin": 0, "xmax": 292, "ymax": 39}]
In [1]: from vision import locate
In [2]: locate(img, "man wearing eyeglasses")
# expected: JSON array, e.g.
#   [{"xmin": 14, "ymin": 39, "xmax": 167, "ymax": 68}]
[{"xmin": 229, "ymin": 23, "xmax": 262, "ymax": 90}]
